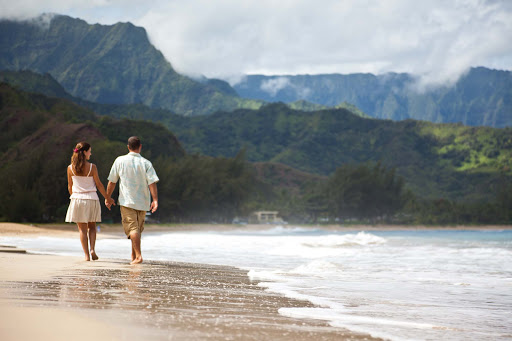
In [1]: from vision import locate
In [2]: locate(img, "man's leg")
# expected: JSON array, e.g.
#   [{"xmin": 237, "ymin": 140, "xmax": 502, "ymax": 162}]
[
  {"xmin": 77, "ymin": 223, "xmax": 90, "ymax": 261},
  {"xmin": 130, "ymin": 231, "xmax": 142, "ymax": 264},
  {"xmin": 121, "ymin": 206, "xmax": 136, "ymax": 262},
  {"xmin": 88, "ymin": 222, "xmax": 98, "ymax": 260}
]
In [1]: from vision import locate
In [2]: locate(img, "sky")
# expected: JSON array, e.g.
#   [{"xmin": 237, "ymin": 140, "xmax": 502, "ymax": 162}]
[{"xmin": 1, "ymin": 0, "xmax": 511, "ymax": 87}]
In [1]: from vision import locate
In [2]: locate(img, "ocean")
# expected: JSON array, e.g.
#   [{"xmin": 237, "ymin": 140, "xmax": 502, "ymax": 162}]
[{"xmin": 1, "ymin": 227, "xmax": 511, "ymax": 341}]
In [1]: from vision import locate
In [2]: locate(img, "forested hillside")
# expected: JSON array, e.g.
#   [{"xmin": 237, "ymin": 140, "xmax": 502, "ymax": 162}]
[
  {"xmin": 2, "ymin": 70, "xmax": 510, "ymax": 203},
  {"xmin": 0, "ymin": 83, "xmax": 256, "ymax": 223},
  {"xmin": 2, "ymin": 68, "xmax": 511, "ymax": 224},
  {"xmin": 165, "ymin": 103, "xmax": 512, "ymax": 201}
]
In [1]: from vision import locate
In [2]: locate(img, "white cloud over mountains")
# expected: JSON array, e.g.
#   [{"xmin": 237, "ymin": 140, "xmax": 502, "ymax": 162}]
[
  {"xmin": 1, "ymin": 0, "xmax": 511, "ymax": 88},
  {"xmin": 261, "ymin": 78, "xmax": 292, "ymax": 97}
]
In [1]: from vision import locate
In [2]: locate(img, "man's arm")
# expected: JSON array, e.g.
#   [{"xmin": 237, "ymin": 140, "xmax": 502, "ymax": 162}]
[
  {"xmin": 149, "ymin": 182, "xmax": 158, "ymax": 213},
  {"xmin": 105, "ymin": 181, "xmax": 117, "ymax": 208},
  {"xmin": 106, "ymin": 181, "xmax": 117, "ymax": 197}
]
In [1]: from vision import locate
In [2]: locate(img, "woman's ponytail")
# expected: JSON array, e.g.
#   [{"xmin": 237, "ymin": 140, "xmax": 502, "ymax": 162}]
[{"xmin": 70, "ymin": 141, "xmax": 90, "ymax": 174}]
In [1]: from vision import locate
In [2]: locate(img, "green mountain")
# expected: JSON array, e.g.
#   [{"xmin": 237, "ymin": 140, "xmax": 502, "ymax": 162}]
[
  {"xmin": 0, "ymin": 82, "xmax": 314, "ymax": 223},
  {"xmin": 166, "ymin": 103, "xmax": 512, "ymax": 201},
  {"xmin": 2, "ymin": 70, "xmax": 510, "ymax": 204},
  {"xmin": 0, "ymin": 81, "xmax": 188, "ymax": 221},
  {"xmin": 0, "ymin": 70, "xmax": 369, "ymax": 119},
  {"xmin": 0, "ymin": 14, "xmax": 262, "ymax": 116},
  {"xmin": 1, "ymin": 14, "xmax": 509, "ymax": 129},
  {"xmin": 233, "ymin": 68, "xmax": 512, "ymax": 127}
]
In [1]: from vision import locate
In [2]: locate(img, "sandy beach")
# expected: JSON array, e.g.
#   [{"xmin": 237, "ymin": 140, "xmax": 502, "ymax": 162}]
[{"xmin": 0, "ymin": 223, "xmax": 383, "ymax": 341}]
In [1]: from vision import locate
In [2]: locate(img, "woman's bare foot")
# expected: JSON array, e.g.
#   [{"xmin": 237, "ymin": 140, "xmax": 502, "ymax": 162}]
[
  {"xmin": 91, "ymin": 250, "xmax": 99, "ymax": 261},
  {"xmin": 85, "ymin": 255, "xmax": 91, "ymax": 261},
  {"xmin": 130, "ymin": 257, "xmax": 143, "ymax": 265}
]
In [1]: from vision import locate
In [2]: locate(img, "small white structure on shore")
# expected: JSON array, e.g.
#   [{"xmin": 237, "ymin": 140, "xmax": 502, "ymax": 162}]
[{"xmin": 250, "ymin": 211, "xmax": 284, "ymax": 224}]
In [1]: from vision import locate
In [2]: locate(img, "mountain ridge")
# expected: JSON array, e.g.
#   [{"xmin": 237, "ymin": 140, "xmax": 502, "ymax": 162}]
[
  {"xmin": 0, "ymin": 14, "xmax": 262, "ymax": 116},
  {"xmin": 233, "ymin": 67, "xmax": 512, "ymax": 127},
  {"xmin": 1, "ymin": 69, "xmax": 510, "ymax": 203}
]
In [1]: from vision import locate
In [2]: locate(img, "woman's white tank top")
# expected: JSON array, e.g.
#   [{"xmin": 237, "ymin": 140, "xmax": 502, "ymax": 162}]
[{"xmin": 69, "ymin": 164, "xmax": 99, "ymax": 200}]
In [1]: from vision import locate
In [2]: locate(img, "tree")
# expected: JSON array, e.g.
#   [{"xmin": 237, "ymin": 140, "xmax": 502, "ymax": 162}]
[{"xmin": 327, "ymin": 162, "xmax": 406, "ymax": 222}]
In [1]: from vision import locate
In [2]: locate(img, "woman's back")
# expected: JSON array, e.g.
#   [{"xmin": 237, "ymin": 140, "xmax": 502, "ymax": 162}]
[{"xmin": 69, "ymin": 163, "xmax": 98, "ymax": 199}]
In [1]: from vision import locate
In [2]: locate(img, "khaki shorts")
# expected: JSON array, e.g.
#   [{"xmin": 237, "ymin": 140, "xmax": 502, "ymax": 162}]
[{"xmin": 120, "ymin": 206, "xmax": 146, "ymax": 239}]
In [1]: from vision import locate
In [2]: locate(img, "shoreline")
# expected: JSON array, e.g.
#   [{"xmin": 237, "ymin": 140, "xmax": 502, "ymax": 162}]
[
  {"xmin": 1, "ymin": 222, "xmax": 510, "ymax": 238},
  {"xmin": 0, "ymin": 222, "xmax": 385, "ymax": 340},
  {"xmin": 1, "ymin": 222, "xmax": 510, "ymax": 340},
  {"xmin": 0, "ymin": 251, "xmax": 382, "ymax": 341}
]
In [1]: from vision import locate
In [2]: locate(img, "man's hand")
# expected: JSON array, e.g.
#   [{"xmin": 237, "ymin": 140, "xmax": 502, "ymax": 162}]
[
  {"xmin": 148, "ymin": 183, "xmax": 158, "ymax": 213},
  {"xmin": 150, "ymin": 200, "xmax": 158, "ymax": 213},
  {"xmin": 105, "ymin": 197, "xmax": 116, "ymax": 210}
]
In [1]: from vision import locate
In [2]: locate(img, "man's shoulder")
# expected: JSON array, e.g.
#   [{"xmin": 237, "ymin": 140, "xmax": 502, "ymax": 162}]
[
  {"xmin": 139, "ymin": 155, "xmax": 153, "ymax": 166},
  {"xmin": 114, "ymin": 154, "xmax": 131, "ymax": 162}
]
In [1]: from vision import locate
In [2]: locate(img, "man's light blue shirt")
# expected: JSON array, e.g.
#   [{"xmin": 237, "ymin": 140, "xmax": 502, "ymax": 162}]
[{"xmin": 107, "ymin": 152, "xmax": 159, "ymax": 212}]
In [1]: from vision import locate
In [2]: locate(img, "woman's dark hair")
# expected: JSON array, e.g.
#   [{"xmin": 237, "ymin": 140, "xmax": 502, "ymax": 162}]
[
  {"xmin": 71, "ymin": 141, "xmax": 90, "ymax": 174},
  {"xmin": 128, "ymin": 136, "xmax": 141, "ymax": 151}
]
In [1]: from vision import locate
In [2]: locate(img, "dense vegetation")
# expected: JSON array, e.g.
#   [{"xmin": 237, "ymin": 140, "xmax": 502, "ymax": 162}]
[
  {"xmin": 163, "ymin": 103, "xmax": 512, "ymax": 202},
  {"xmin": 1, "ymin": 75, "xmax": 511, "ymax": 225},
  {"xmin": 327, "ymin": 162, "xmax": 407, "ymax": 221},
  {"xmin": 0, "ymin": 15, "xmax": 262, "ymax": 116},
  {"xmin": 0, "ymin": 84, "xmax": 255, "ymax": 223},
  {"xmin": 234, "ymin": 68, "xmax": 512, "ymax": 127}
]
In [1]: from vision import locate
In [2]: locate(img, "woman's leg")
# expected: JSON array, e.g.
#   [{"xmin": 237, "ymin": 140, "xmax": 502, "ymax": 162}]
[
  {"xmin": 77, "ymin": 223, "xmax": 90, "ymax": 261},
  {"xmin": 88, "ymin": 222, "xmax": 98, "ymax": 260}
]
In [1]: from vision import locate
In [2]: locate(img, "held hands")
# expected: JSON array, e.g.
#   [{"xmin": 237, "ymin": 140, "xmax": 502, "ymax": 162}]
[
  {"xmin": 105, "ymin": 197, "xmax": 116, "ymax": 210},
  {"xmin": 150, "ymin": 200, "xmax": 158, "ymax": 213}
]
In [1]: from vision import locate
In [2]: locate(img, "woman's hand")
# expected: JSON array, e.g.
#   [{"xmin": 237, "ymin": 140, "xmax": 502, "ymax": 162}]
[{"xmin": 105, "ymin": 197, "xmax": 115, "ymax": 210}]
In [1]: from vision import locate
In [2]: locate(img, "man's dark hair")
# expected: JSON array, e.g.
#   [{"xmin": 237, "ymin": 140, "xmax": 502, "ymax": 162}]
[{"xmin": 128, "ymin": 136, "xmax": 141, "ymax": 151}]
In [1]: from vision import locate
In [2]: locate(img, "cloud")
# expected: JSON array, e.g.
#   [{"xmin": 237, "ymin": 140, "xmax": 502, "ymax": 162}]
[
  {"xmin": 135, "ymin": 0, "xmax": 512, "ymax": 88},
  {"xmin": 1, "ymin": 0, "xmax": 512, "ymax": 89},
  {"xmin": 0, "ymin": 0, "xmax": 143, "ymax": 24},
  {"xmin": 260, "ymin": 77, "xmax": 291, "ymax": 97},
  {"xmin": 260, "ymin": 77, "xmax": 311, "ymax": 99}
]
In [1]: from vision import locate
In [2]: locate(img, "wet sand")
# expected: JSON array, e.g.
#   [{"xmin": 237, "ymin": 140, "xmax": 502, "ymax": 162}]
[{"xmin": 0, "ymin": 223, "xmax": 382, "ymax": 341}]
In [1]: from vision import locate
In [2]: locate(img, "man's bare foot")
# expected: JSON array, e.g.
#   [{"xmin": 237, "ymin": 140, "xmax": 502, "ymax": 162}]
[
  {"xmin": 131, "ymin": 253, "xmax": 136, "ymax": 262},
  {"xmin": 85, "ymin": 256, "xmax": 90, "ymax": 261},
  {"xmin": 91, "ymin": 250, "xmax": 99, "ymax": 261},
  {"xmin": 130, "ymin": 257, "xmax": 143, "ymax": 265}
]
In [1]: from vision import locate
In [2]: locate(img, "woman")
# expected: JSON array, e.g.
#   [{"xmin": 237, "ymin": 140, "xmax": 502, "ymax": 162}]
[{"xmin": 65, "ymin": 142, "xmax": 114, "ymax": 261}]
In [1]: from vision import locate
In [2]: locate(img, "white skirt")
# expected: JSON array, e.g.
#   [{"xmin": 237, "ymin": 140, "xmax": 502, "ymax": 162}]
[{"xmin": 65, "ymin": 199, "xmax": 101, "ymax": 223}]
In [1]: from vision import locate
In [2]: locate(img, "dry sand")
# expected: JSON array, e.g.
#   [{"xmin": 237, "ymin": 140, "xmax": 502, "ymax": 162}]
[{"xmin": 0, "ymin": 222, "xmax": 383, "ymax": 341}]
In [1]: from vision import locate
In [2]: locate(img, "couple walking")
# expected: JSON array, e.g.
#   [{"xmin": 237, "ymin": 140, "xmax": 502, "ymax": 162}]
[{"xmin": 65, "ymin": 136, "xmax": 159, "ymax": 264}]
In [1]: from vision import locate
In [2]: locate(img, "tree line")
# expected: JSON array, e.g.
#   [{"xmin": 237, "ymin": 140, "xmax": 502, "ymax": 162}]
[
  {"xmin": 1, "ymin": 83, "xmax": 511, "ymax": 225},
  {"xmin": 1, "ymin": 146, "xmax": 511, "ymax": 225}
]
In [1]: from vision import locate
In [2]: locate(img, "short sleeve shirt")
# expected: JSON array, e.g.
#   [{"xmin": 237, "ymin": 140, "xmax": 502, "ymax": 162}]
[{"xmin": 107, "ymin": 152, "xmax": 159, "ymax": 211}]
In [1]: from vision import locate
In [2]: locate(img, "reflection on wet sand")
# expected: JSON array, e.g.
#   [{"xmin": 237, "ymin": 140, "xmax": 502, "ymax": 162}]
[{"xmin": 2, "ymin": 260, "xmax": 379, "ymax": 340}]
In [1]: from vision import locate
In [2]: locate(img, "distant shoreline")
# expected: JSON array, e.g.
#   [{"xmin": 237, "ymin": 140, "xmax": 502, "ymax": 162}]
[{"xmin": 0, "ymin": 222, "xmax": 510, "ymax": 238}]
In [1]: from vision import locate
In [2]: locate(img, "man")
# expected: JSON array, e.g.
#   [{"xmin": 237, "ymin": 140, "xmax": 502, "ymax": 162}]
[{"xmin": 106, "ymin": 136, "xmax": 159, "ymax": 264}]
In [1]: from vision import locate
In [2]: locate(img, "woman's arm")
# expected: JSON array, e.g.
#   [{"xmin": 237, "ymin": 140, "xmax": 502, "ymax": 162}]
[
  {"xmin": 92, "ymin": 164, "xmax": 111, "ymax": 200},
  {"xmin": 67, "ymin": 166, "xmax": 73, "ymax": 195}
]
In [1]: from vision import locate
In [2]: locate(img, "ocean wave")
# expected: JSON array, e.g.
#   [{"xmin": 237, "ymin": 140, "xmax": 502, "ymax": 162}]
[
  {"xmin": 301, "ymin": 232, "xmax": 387, "ymax": 248},
  {"xmin": 289, "ymin": 260, "xmax": 341, "ymax": 276},
  {"xmin": 234, "ymin": 225, "xmax": 321, "ymax": 235},
  {"xmin": 279, "ymin": 307, "xmax": 442, "ymax": 341}
]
